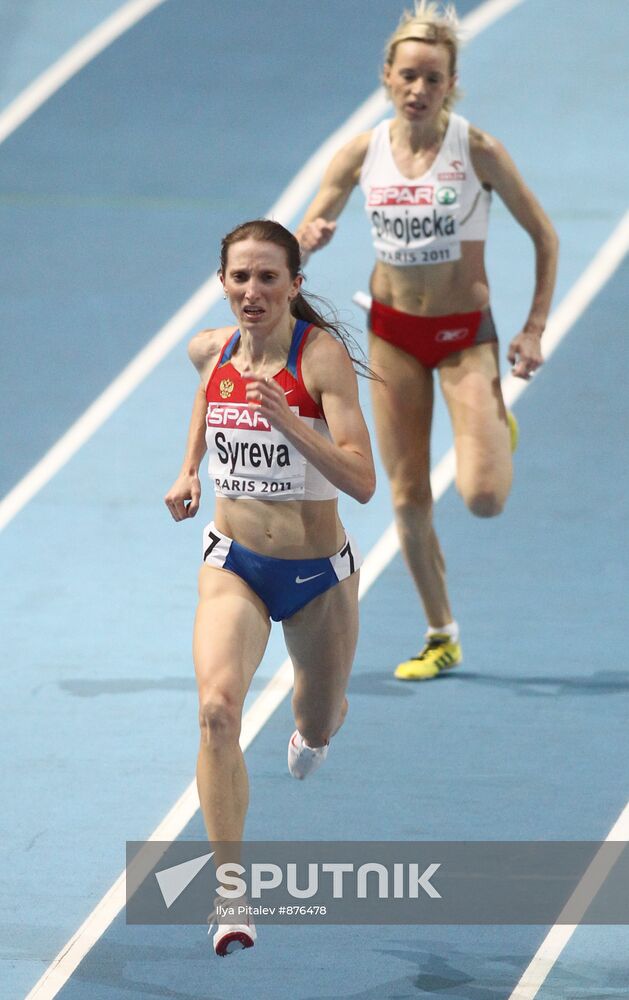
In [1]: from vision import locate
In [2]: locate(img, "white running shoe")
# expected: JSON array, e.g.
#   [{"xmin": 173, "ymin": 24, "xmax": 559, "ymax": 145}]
[
  {"xmin": 287, "ymin": 730, "xmax": 329, "ymax": 780},
  {"xmin": 209, "ymin": 900, "xmax": 256, "ymax": 957}
]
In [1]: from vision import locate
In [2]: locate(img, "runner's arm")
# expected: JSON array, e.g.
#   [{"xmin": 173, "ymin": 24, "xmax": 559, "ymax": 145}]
[
  {"xmin": 471, "ymin": 128, "xmax": 559, "ymax": 378},
  {"xmin": 295, "ymin": 133, "xmax": 371, "ymax": 263},
  {"xmin": 164, "ymin": 331, "xmax": 222, "ymax": 521},
  {"xmin": 244, "ymin": 334, "xmax": 375, "ymax": 504}
]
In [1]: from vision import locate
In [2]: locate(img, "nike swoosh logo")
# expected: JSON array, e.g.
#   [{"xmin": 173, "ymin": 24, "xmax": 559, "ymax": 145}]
[
  {"xmin": 284, "ymin": 389, "xmax": 294, "ymax": 396},
  {"xmin": 295, "ymin": 572, "xmax": 326, "ymax": 584}
]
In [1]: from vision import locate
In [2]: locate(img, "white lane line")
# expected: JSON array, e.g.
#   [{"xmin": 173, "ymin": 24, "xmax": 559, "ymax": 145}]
[
  {"xmin": 461, "ymin": 0, "xmax": 526, "ymax": 38},
  {"xmin": 0, "ymin": 0, "xmax": 524, "ymax": 534},
  {"xmin": 23, "ymin": 210, "xmax": 628, "ymax": 1000},
  {"xmin": 0, "ymin": 0, "xmax": 168, "ymax": 147},
  {"xmin": 507, "ymin": 801, "xmax": 629, "ymax": 1000}
]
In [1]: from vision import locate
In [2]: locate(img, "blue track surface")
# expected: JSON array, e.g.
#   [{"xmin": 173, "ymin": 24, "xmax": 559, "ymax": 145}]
[{"xmin": 1, "ymin": 1, "xmax": 628, "ymax": 997}]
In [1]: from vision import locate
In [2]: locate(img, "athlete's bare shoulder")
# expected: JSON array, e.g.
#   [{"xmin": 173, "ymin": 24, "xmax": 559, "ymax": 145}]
[
  {"xmin": 468, "ymin": 124, "xmax": 512, "ymax": 184},
  {"xmin": 300, "ymin": 324, "xmax": 338, "ymax": 357},
  {"xmin": 469, "ymin": 123, "xmax": 501, "ymax": 154},
  {"xmin": 188, "ymin": 326, "xmax": 237, "ymax": 380},
  {"xmin": 300, "ymin": 325, "xmax": 355, "ymax": 394},
  {"xmin": 332, "ymin": 129, "xmax": 373, "ymax": 183},
  {"xmin": 343, "ymin": 129, "xmax": 373, "ymax": 159}
]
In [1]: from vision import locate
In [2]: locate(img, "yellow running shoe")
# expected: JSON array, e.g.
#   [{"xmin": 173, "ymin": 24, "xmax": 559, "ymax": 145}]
[
  {"xmin": 394, "ymin": 634, "xmax": 462, "ymax": 681},
  {"xmin": 507, "ymin": 410, "xmax": 519, "ymax": 453}
]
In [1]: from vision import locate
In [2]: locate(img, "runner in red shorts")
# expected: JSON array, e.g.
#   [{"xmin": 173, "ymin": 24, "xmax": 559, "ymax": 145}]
[{"xmin": 296, "ymin": 1, "xmax": 558, "ymax": 679}]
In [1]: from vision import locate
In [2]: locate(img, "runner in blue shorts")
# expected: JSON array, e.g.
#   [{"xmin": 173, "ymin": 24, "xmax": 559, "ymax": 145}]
[{"xmin": 165, "ymin": 219, "xmax": 375, "ymax": 955}]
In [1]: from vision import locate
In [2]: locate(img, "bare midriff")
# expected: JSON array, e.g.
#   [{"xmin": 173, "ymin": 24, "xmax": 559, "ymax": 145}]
[
  {"xmin": 214, "ymin": 496, "xmax": 344, "ymax": 559},
  {"xmin": 370, "ymin": 241, "xmax": 490, "ymax": 316}
]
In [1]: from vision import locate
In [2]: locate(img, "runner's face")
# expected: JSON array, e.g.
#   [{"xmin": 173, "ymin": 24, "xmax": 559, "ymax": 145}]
[
  {"xmin": 384, "ymin": 41, "xmax": 454, "ymax": 123},
  {"xmin": 222, "ymin": 239, "xmax": 302, "ymax": 331}
]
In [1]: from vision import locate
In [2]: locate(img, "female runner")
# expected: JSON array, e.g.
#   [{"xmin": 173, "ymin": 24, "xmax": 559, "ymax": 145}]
[
  {"xmin": 296, "ymin": 1, "xmax": 558, "ymax": 679},
  {"xmin": 165, "ymin": 219, "xmax": 375, "ymax": 954}
]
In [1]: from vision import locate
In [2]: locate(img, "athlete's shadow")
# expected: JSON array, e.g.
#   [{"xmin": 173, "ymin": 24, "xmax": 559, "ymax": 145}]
[
  {"xmin": 28, "ymin": 933, "xmax": 222, "ymax": 1000},
  {"xmin": 349, "ymin": 669, "xmax": 629, "ymax": 698},
  {"xmin": 454, "ymin": 670, "xmax": 629, "ymax": 698},
  {"xmin": 348, "ymin": 671, "xmax": 458, "ymax": 696},
  {"xmin": 301, "ymin": 939, "xmax": 533, "ymax": 999},
  {"xmin": 57, "ymin": 677, "xmax": 195, "ymax": 697},
  {"xmin": 57, "ymin": 672, "xmax": 271, "ymax": 697},
  {"xmin": 302, "ymin": 934, "xmax": 622, "ymax": 999}
]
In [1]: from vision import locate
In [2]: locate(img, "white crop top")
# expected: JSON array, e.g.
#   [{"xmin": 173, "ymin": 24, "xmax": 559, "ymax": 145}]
[
  {"xmin": 360, "ymin": 112, "xmax": 491, "ymax": 267},
  {"xmin": 205, "ymin": 321, "xmax": 338, "ymax": 502}
]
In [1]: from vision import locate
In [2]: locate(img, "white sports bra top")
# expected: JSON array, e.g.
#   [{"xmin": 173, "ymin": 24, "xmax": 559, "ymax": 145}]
[{"xmin": 360, "ymin": 113, "xmax": 491, "ymax": 267}]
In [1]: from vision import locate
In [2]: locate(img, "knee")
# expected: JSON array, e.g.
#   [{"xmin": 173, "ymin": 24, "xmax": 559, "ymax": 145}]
[
  {"xmin": 392, "ymin": 492, "xmax": 435, "ymax": 539},
  {"xmin": 390, "ymin": 481, "xmax": 433, "ymax": 519},
  {"xmin": 464, "ymin": 489, "xmax": 505, "ymax": 518},
  {"xmin": 198, "ymin": 690, "xmax": 241, "ymax": 749}
]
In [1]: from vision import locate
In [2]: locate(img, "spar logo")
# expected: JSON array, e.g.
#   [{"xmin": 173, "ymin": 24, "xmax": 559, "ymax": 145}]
[
  {"xmin": 207, "ymin": 404, "xmax": 271, "ymax": 431},
  {"xmin": 368, "ymin": 185, "xmax": 433, "ymax": 207},
  {"xmin": 436, "ymin": 186, "xmax": 457, "ymax": 206}
]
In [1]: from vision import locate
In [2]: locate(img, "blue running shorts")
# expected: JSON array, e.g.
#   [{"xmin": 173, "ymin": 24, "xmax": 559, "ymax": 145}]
[{"xmin": 201, "ymin": 521, "xmax": 362, "ymax": 621}]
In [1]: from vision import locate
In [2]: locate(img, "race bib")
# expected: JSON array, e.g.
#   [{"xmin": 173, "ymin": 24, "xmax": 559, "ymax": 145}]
[{"xmin": 206, "ymin": 403, "xmax": 307, "ymax": 499}]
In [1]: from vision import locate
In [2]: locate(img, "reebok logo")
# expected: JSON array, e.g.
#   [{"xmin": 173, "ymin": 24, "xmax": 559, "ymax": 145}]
[{"xmin": 436, "ymin": 328, "xmax": 468, "ymax": 343}]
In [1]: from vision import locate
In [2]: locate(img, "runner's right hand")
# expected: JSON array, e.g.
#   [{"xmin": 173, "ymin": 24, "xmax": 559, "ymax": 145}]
[{"xmin": 299, "ymin": 218, "xmax": 337, "ymax": 256}]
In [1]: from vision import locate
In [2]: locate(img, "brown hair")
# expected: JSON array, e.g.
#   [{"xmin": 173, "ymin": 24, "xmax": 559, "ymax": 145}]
[
  {"xmin": 220, "ymin": 219, "xmax": 376, "ymax": 379},
  {"xmin": 384, "ymin": 1, "xmax": 461, "ymax": 111}
]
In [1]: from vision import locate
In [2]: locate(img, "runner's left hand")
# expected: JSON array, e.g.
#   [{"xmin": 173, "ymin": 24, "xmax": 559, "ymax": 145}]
[{"xmin": 507, "ymin": 330, "xmax": 544, "ymax": 380}]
